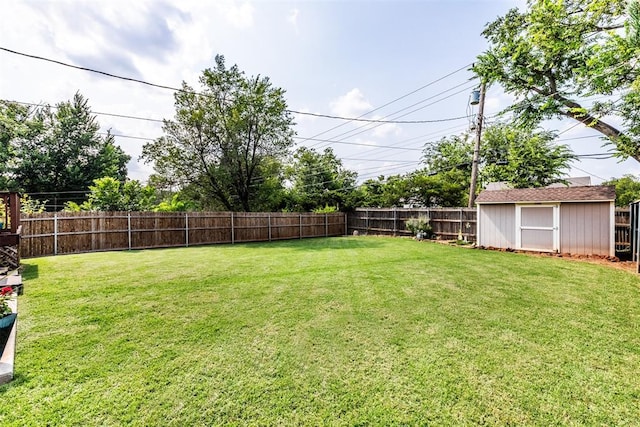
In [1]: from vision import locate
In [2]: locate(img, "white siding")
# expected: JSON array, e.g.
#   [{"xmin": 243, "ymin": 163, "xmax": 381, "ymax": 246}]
[{"xmin": 478, "ymin": 204, "xmax": 515, "ymax": 249}]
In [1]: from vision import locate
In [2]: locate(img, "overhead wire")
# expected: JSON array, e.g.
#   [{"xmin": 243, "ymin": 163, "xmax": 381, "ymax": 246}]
[
  {"xmin": 1, "ymin": 47, "xmax": 628, "ymax": 194},
  {"xmin": 307, "ymin": 81, "xmax": 477, "ymax": 150},
  {"xmin": 0, "ymin": 46, "xmax": 473, "ymax": 125},
  {"xmin": 296, "ymin": 64, "xmax": 475, "ymax": 145}
]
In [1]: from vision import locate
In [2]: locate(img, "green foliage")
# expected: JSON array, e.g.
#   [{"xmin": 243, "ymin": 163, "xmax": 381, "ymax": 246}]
[
  {"xmin": 0, "ymin": 286, "xmax": 12, "ymax": 317},
  {"xmin": 358, "ymin": 169, "xmax": 469, "ymax": 208},
  {"xmin": 141, "ymin": 55, "xmax": 295, "ymax": 212},
  {"xmin": 474, "ymin": 0, "xmax": 640, "ymax": 160},
  {"xmin": 422, "ymin": 124, "xmax": 574, "ymax": 193},
  {"xmin": 65, "ymin": 177, "xmax": 156, "ymax": 211},
  {"xmin": 422, "ymin": 133, "xmax": 473, "ymax": 174},
  {"xmin": 154, "ymin": 193, "xmax": 194, "ymax": 212},
  {"xmin": 285, "ymin": 147, "xmax": 358, "ymax": 212},
  {"xmin": 5, "ymin": 93, "xmax": 130, "ymax": 205},
  {"xmin": 405, "ymin": 216, "xmax": 433, "ymax": 238},
  {"xmin": 410, "ymin": 169, "xmax": 469, "ymax": 207},
  {"xmin": 603, "ymin": 174, "xmax": 640, "ymax": 206},
  {"xmin": 20, "ymin": 194, "xmax": 47, "ymax": 214},
  {"xmin": 312, "ymin": 204, "xmax": 339, "ymax": 214},
  {"xmin": 0, "ymin": 101, "xmax": 38, "ymax": 191},
  {"xmin": 630, "ymin": 0, "xmax": 640, "ymax": 46},
  {"xmin": 480, "ymin": 124, "xmax": 574, "ymax": 188}
]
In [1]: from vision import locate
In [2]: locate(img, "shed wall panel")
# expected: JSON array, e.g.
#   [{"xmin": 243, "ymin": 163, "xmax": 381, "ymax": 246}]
[
  {"xmin": 478, "ymin": 204, "xmax": 515, "ymax": 248},
  {"xmin": 560, "ymin": 202, "xmax": 611, "ymax": 255}
]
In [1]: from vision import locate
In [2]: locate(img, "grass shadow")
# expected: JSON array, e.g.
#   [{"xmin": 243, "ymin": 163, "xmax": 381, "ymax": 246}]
[{"xmin": 20, "ymin": 264, "xmax": 39, "ymax": 280}]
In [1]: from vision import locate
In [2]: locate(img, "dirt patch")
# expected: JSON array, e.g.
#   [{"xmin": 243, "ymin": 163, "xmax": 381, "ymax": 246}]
[{"xmin": 475, "ymin": 245, "xmax": 636, "ymax": 273}]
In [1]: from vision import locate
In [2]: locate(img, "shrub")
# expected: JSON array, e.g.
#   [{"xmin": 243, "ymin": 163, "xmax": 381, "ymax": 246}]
[{"xmin": 405, "ymin": 216, "xmax": 433, "ymax": 238}]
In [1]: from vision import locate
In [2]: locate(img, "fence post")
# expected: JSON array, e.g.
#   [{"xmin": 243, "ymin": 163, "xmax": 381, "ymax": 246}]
[
  {"xmin": 365, "ymin": 209, "xmax": 369, "ymax": 234},
  {"xmin": 127, "ymin": 213, "xmax": 132, "ymax": 250},
  {"xmin": 54, "ymin": 213, "xmax": 58, "ymax": 256},
  {"xmin": 185, "ymin": 213, "xmax": 189, "ymax": 247},
  {"xmin": 299, "ymin": 214, "xmax": 303, "ymax": 239},
  {"xmin": 231, "ymin": 212, "xmax": 235, "ymax": 244},
  {"xmin": 344, "ymin": 213, "xmax": 347, "ymax": 236},
  {"xmin": 325, "ymin": 213, "xmax": 328, "ymax": 237},
  {"xmin": 268, "ymin": 214, "xmax": 272, "ymax": 242},
  {"xmin": 393, "ymin": 208, "xmax": 397, "ymax": 236}
]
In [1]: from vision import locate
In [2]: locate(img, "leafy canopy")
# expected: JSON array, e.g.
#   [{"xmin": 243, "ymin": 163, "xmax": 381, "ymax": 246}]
[
  {"xmin": 474, "ymin": 0, "xmax": 640, "ymax": 160},
  {"xmin": 284, "ymin": 147, "xmax": 358, "ymax": 212},
  {"xmin": 142, "ymin": 55, "xmax": 295, "ymax": 212},
  {"xmin": 422, "ymin": 123, "xmax": 574, "ymax": 190},
  {"xmin": 0, "ymin": 94, "xmax": 129, "ymax": 206},
  {"xmin": 64, "ymin": 177, "xmax": 157, "ymax": 212},
  {"xmin": 603, "ymin": 174, "xmax": 640, "ymax": 206}
]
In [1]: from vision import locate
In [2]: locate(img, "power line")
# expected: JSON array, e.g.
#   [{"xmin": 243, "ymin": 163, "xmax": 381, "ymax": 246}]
[
  {"xmin": 571, "ymin": 165, "xmax": 607, "ymax": 182},
  {"xmin": 8, "ymin": 100, "xmax": 166, "ymax": 123},
  {"xmin": 293, "ymin": 111, "xmax": 472, "ymax": 124},
  {"xmin": 307, "ymin": 83, "xmax": 477, "ymax": 150},
  {"xmin": 295, "ymin": 63, "xmax": 474, "ymax": 144},
  {"xmin": 0, "ymin": 46, "xmax": 470, "ymax": 125},
  {"xmin": 293, "ymin": 136, "xmax": 423, "ymax": 151}
]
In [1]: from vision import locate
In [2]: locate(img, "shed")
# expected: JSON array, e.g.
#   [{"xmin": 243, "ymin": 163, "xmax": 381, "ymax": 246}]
[{"xmin": 475, "ymin": 185, "xmax": 615, "ymax": 256}]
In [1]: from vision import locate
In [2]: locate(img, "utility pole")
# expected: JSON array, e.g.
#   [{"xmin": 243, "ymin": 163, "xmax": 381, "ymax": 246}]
[{"xmin": 468, "ymin": 82, "xmax": 486, "ymax": 208}]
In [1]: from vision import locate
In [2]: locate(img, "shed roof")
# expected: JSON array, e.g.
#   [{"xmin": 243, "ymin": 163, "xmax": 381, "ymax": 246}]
[{"xmin": 475, "ymin": 185, "xmax": 615, "ymax": 204}]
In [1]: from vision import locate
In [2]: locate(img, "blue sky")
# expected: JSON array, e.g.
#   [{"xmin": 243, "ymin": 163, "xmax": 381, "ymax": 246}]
[{"xmin": 1, "ymin": 0, "xmax": 637, "ymax": 185}]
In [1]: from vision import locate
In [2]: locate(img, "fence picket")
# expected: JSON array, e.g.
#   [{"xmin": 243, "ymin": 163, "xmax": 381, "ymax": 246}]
[{"xmin": 19, "ymin": 211, "xmax": 347, "ymax": 258}]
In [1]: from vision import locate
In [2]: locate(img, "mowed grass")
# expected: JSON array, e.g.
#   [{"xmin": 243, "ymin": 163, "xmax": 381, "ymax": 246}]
[{"xmin": 3, "ymin": 237, "xmax": 640, "ymax": 425}]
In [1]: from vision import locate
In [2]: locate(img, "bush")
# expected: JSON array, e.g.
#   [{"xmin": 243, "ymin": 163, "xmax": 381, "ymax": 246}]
[
  {"xmin": 312, "ymin": 205, "xmax": 339, "ymax": 214},
  {"xmin": 405, "ymin": 216, "xmax": 433, "ymax": 238}
]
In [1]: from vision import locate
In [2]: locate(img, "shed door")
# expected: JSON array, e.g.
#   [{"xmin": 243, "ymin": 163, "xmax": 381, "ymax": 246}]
[{"xmin": 516, "ymin": 205, "xmax": 559, "ymax": 252}]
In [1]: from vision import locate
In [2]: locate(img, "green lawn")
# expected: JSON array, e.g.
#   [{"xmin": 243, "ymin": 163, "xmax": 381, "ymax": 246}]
[{"xmin": 3, "ymin": 237, "xmax": 640, "ymax": 425}]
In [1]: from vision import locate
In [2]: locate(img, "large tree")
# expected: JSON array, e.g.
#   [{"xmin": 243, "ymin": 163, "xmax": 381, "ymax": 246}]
[
  {"xmin": 141, "ymin": 55, "xmax": 295, "ymax": 212},
  {"xmin": 422, "ymin": 124, "xmax": 574, "ymax": 190},
  {"xmin": 480, "ymin": 124, "xmax": 574, "ymax": 188},
  {"xmin": 358, "ymin": 170, "xmax": 468, "ymax": 208},
  {"xmin": 1, "ymin": 94, "xmax": 130, "ymax": 206},
  {"xmin": 0, "ymin": 101, "xmax": 36, "ymax": 191},
  {"xmin": 284, "ymin": 147, "xmax": 358, "ymax": 212},
  {"xmin": 474, "ymin": 0, "xmax": 640, "ymax": 160}
]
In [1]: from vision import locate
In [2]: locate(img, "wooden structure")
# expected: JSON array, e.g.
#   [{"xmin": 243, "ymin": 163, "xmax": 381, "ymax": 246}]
[
  {"xmin": 347, "ymin": 208, "xmax": 477, "ymax": 241},
  {"xmin": 0, "ymin": 193, "xmax": 21, "ymax": 269},
  {"xmin": 19, "ymin": 211, "xmax": 346, "ymax": 258},
  {"xmin": 615, "ymin": 208, "xmax": 630, "ymax": 255},
  {"xmin": 476, "ymin": 186, "xmax": 615, "ymax": 256},
  {"xmin": 629, "ymin": 201, "xmax": 640, "ymax": 272}
]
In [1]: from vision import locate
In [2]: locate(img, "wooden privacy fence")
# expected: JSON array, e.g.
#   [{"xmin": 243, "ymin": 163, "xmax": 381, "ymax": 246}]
[
  {"xmin": 19, "ymin": 211, "xmax": 347, "ymax": 258},
  {"xmin": 348, "ymin": 208, "xmax": 477, "ymax": 241},
  {"xmin": 629, "ymin": 203, "xmax": 640, "ymax": 270},
  {"xmin": 615, "ymin": 208, "xmax": 630, "ymax": 254}
]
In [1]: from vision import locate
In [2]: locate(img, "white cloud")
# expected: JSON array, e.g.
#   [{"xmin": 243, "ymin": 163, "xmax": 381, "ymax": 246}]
[
  {"xmin": 293, "ymin": 107, "xmax": 318, "ymax": 124},
  {"xmin": 221, "ymin": 1, "xmax": 255, "ymax": 29},
  {"xmin": 370, "ymin": 115, "xmax": 402, "ymax": 139},
  {"xmin": 330, "ymin": 88, "xmax": 372, "ymax": 118},
  {"xmin": 287, "ymin": 8, "xmax": 299, "ymax": 30}
]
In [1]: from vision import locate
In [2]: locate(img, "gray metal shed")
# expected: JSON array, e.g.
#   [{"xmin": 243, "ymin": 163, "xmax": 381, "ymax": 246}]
[{"xmin": 476, "ymin": 185, "xmax": 615, "ymax": 256}]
